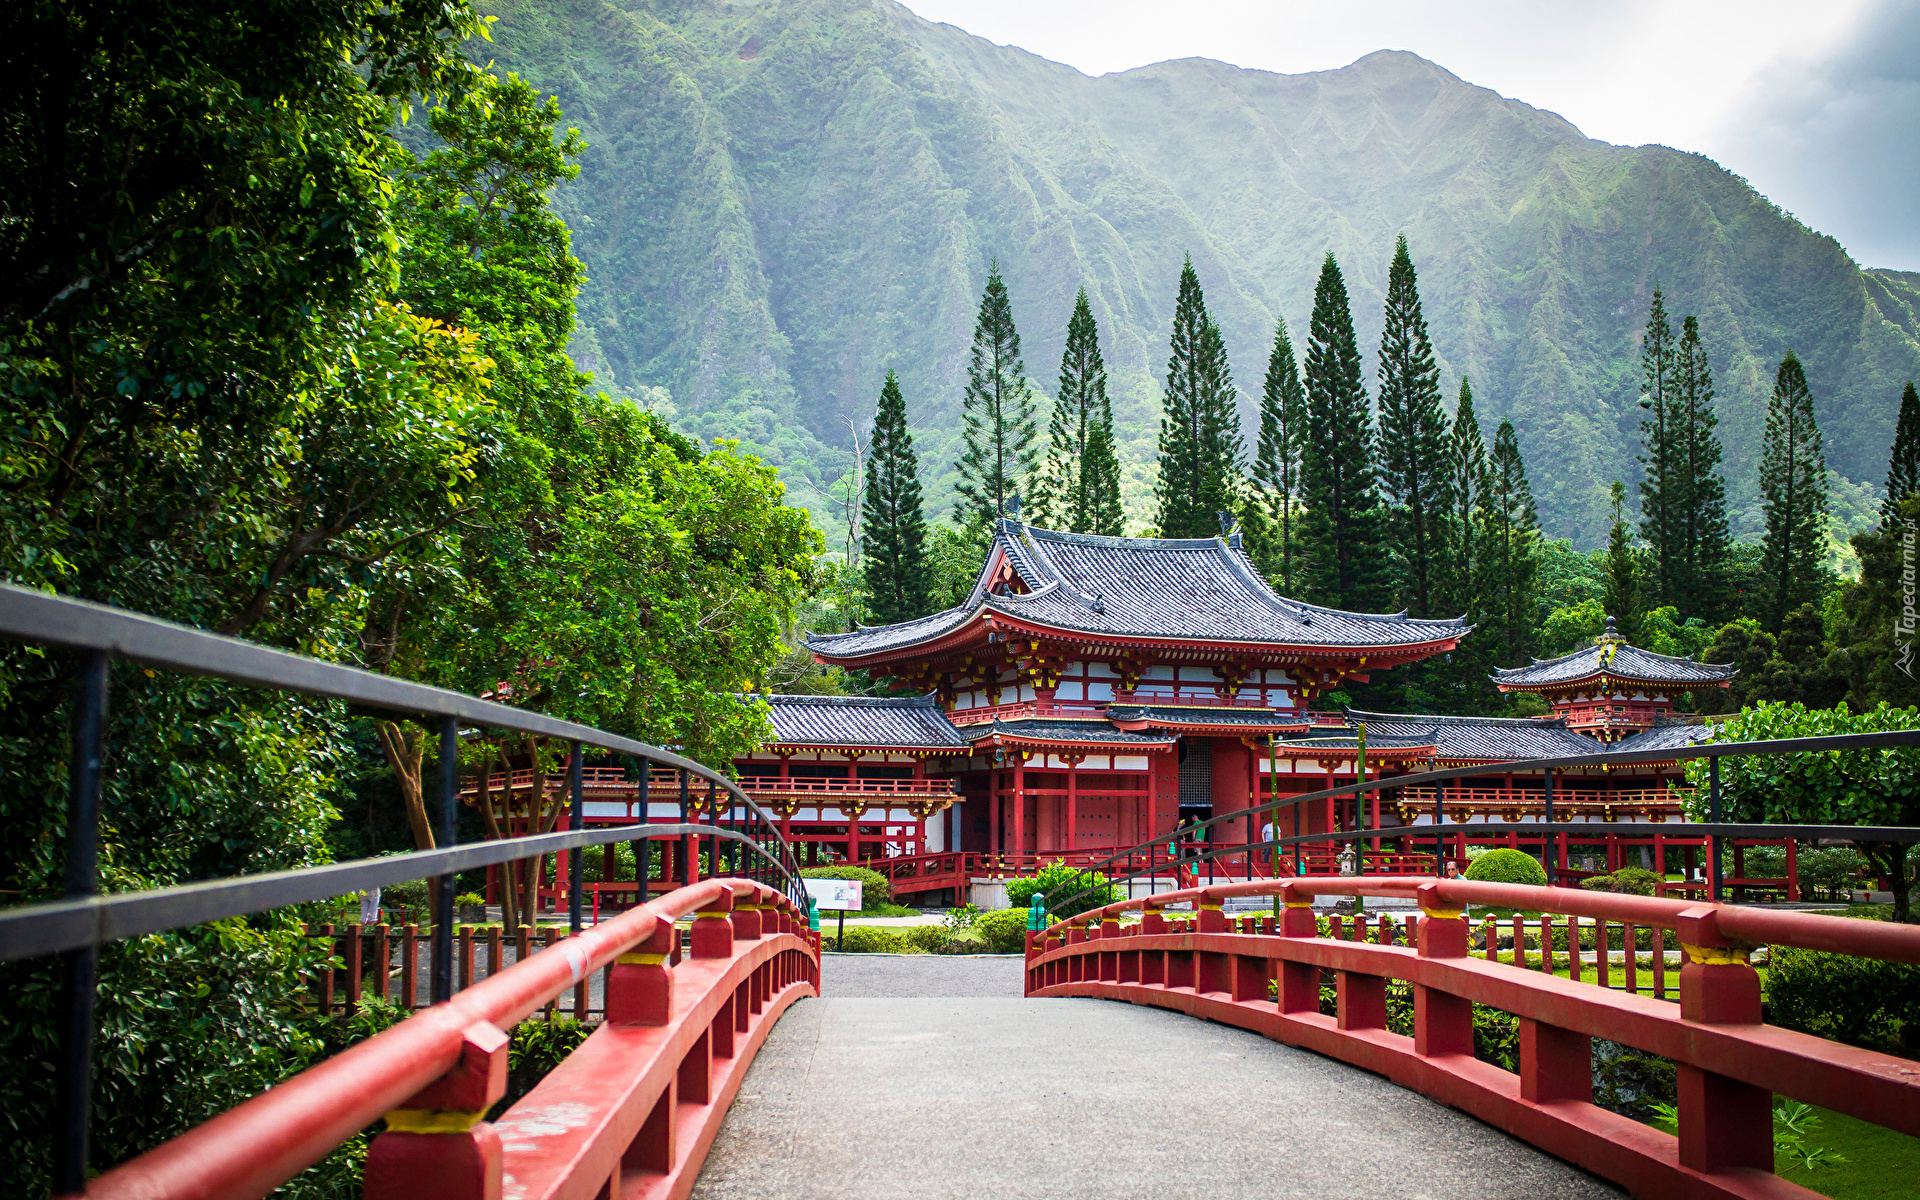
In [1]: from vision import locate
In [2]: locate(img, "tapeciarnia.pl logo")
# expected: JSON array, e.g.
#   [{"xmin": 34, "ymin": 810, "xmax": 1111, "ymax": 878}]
[{"xmin": 1898, "ymin": 519, "xmax": 1917, "ymax": 679}]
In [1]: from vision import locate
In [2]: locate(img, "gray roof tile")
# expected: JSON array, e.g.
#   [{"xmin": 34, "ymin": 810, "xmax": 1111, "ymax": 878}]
[
  {"xmin": 974, "ymin": 718, "xmax": 1175, "ymax": 746},
  {"xmin": 765, "ymin": 694, "xmax": 968, "ymax": 748},
  {"xmin": 1611, "ymin": 721, "xmax": 1722, "ymax": 754},
  {"xmin": 1492, "ymin": 640, "xmax": 1735, "ymax": 688},
  {"xmin": 1106, "ymin": 705, "xmax": 1310, "ymax": 729},
  {"xmin": 1344, "ymin": 710, "xmax": 1599, "ymax": 761},
  {"xmin": 809, "ymin": 520, "xmax": 1471, "ymax": 659}
]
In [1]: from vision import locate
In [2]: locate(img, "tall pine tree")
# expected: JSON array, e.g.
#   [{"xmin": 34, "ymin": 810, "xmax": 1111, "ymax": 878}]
[
  {"xmin": 1246, "ymin": 319, "xmax": 1307, "ymax": 592},
  {"xmin": 1299, "ymin": 252, "xmax": 1391, "ymax": 610},
  {"xmin": 860, "ymin": 370, "xmax": 931, "ymax": 625},
  {"xmin": 1155, "ymin": 257, "xmax": 1242, "ymax": 538},
  {"xmin": 1603, "ymin": 480, "xmax": 1644, "ymax": 643},
  {"xmin": 1375, "ymin": 235, "xmax": 1450, "ymax": 617},
  {"xmin": 1671, "ymin": 314, "xmax": 1731, "ymax": 617},
  {"xmin": 953, "ymin": 259, "xmax": 1037, "ymax": 538},
  {"xmin": 1483, "ymin": 418, "xmax": 1540, "ymax": 666},
  {"xmin": 1439, "ymin": 377, "xmax": 1489, "ymax": 618},
  {"xmin": 1759, "ymin": 349, "xmax": 1829, "ymax": 630},
  {"xmin": 1882, "ymin": 380, "xmax": 1920, "ymax": 527},
  {"xmin": 1033, "ymin": 288, "xmax": 1124, "ymax": 534},
  {"xmin": 1636, "ymin": 287, "xmax": 1682, "ymax": 607}
]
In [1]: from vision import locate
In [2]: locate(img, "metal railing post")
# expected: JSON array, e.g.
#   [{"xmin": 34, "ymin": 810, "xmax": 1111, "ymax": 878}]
[
  {"xmin": 568, "ymin": 741, "xmax": 583, "ymax": 934},
  {"xmin": 679, "ymin": 768, "xmax": 692, "ymax": 887},
  {"xmin": 635, "ymin": 757, "xmax": 650, "ymax": 904},
  {"xmin": 431, "ymin": 715, "xmax": 458, "ymax": 1004},
  {"xmin": 54, "ymin": 649, "xmax": 109, "ymax": 1196},
  {"xmin": 1544, "ymin": 768, "xmax": 1556, "ymax": 886},
  {"xmin": 1709, "ymin": 754, "xmax": 1722, "ymax": 903}
]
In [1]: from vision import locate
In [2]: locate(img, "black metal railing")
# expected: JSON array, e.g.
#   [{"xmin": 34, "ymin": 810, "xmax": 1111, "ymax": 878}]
[
  {"xmin": 0, "ymin": 584, "xmax": 805, "ymax": 1196},
  {"xmin": 1044, "ymin": 727, "xmax": 1920, "ymax": 918}
]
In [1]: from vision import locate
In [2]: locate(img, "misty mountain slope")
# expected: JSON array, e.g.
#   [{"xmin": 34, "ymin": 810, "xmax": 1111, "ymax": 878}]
[{"xmin": 481, "ymin": 0, "xmax": 1920, "ymax": 546}]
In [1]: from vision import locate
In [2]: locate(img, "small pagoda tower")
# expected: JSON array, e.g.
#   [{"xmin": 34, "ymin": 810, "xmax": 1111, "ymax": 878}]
[{"xmin": 1490, "ymin": 618, "xmax": 1736, "ymax": 742}]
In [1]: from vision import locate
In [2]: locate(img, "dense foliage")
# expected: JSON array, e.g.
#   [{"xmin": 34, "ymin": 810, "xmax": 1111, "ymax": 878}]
[
  {"xmin": 1031, "ymin": 289, "xmax": 1124, "ymax": 536},
  {"xmin": 1686, "ymin": 703, "xmax": 1920, "ymax": 921},
  {"xmin": 1154, "ymin": 258, "xmax": 1243, "ymax": 539},
  {"xmin": 1464, "ymin": 848, "xmax": 1547, "ymax": 888},
  {"xmin": 0, "ymin": 2, "xmax": 821, "ymax": 1189},
  {"xmin": 860, "ymin": 371, "xmax": 930, "ymax": 625}
]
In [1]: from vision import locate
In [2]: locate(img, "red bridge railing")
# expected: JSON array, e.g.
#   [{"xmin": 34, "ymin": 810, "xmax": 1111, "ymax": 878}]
[
  {"xmin": 1026, "ymin": 876, "xmax": 1920, "ymax": 1200},
  {"xmin": 82, "ymin": 876, "xmax": 818, "ymax": 1200}
]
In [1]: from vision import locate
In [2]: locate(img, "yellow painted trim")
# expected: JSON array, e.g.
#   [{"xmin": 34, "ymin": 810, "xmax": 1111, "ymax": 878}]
[
  {"xmin": 384, "ymin": 1108, "xmax": 486, "ymax": 1133},
  {"xmin": 1420, "ymin": 905, "xmax": 1467, "ymax": 920},
  {"xmin": 1682, "ymin": 943, "xmax": 1751, "ymax": 965},
  {"xmin": 1198, "ymin": 903, "xmax": 1224, "ymax": 911},
  {"xmin": 696, "ymin": 909, "xmax": 731, "ymax": 919},
  {"xmin": 1282, "ymin": 899, "xmax": 1315, "ymax": 909}
]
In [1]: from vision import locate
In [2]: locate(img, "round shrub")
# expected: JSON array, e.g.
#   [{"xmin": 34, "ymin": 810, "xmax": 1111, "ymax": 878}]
[
  {"xmin": 972, "ymin": 907, "xmax": 1031, "ymax": 954},
  {"xmin": 799, "ymin": 865, "xmax": 891, "ymax": 908},
  {"xmin": 1004, "ymin": 859, "xmax": 1121, "ymax": 918},
  {"xmin": 1464, "ymin": 847, "xmax": 1547, "ymax": 888},
  {"xmin": 1578, "ymin": 867, "xmax": 1660, "ymax": 896}
]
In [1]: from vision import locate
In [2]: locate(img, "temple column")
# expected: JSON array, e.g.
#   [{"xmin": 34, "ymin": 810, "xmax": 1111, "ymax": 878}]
[{"xmin": 1013, "ymin": 757, "xmax": 1027, "ymax": 858}]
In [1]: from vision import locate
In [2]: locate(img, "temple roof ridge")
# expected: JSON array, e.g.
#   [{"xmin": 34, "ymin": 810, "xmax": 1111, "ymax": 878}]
[{"xmin": 1491, "ymin": 636, "xmax": 1737, "ymax": 688}]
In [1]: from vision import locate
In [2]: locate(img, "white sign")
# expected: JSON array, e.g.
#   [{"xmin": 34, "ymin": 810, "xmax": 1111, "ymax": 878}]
[{"xmin": 804, "ymin": 877, "xmax": 864, "ymax": 912}]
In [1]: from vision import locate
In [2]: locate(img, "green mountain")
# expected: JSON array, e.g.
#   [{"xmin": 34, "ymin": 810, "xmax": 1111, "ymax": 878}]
[{"xmin": 482, "ymin": 0, "xmax": 1920, "ymax": 549}]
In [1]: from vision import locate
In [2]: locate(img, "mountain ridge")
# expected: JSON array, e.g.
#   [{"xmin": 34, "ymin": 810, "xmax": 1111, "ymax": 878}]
[{"xmin": 481, "ymin": 0, "xmax": 1920, "ymax": 548}]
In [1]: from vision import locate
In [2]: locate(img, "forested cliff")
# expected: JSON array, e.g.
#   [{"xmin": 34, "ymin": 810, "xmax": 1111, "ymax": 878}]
[{"xmin": 480, "ymin": 0, "xmax": 1920, "ymax": 546}]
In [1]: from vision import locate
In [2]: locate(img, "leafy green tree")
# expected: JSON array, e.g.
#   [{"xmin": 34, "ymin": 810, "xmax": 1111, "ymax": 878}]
[
  {"xmin": 1687, "ymin": 701, "xmax": 1920, "ymax": 922},
  {"xmin": 1155, "ymin": 257, "xmax": 1243, "ymax": 538},
  {"xmin": 1300, "ymin": 252, "xmax": 1390, "ymax": 610},
  {"xmin": 1882, "ymin": 381, "xmax": 1920, "ymax": 526},
  {"xmin": 1829, "ymin": 494, "xmax": 1920, "ymax": 709},
  {"xmin": 954, "ymin": 260, "xmax": 1037, "ymax": 538},
  {"xmin": 1032, "ymin": 289, "xmax": 1122, "ymax": 534},
  {"xmin": 1603, "ymin": 480, "xmax": 1645, "ymax": 642},
  {"xmin": 1759, "ymin": 350, "xmax": 1831, "ymax": 630},
  {"xmin": 1636, "ymin": 287, "xmax": 1682, "ymax": 608},
  {"xmin": 861, "ymin": 370, "xmax": 931, "ymax": 625},
  {"xmin": 1483, "ymin": 419, "xmax": 1541, "ymax": 665},
  {"xmin": 1375, "ymin": 236, "xmax": 1450, "ymax": 617},
  {"xmin": 1672, "ymin": 315, "xmax": 1732, "ymax": 618}
]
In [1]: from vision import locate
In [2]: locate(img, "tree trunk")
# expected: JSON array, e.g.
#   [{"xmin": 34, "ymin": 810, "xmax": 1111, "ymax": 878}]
[
  {"xmin": 1863, "ymin": 842, "xmax": 1913, "ymax": 923},
  {"xmin": 375, "ymin": 720, "xmax": 434, "ymax": 850},
  {"xmin": 476, "ymin": 743, "xmax": 519, "ymax": 933}
]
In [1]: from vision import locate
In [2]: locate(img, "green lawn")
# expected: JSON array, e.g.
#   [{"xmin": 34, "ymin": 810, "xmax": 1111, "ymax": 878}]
[{"xmin": 1771, "ymin": 1103, "xmax": 1920, "ymax": 1199}]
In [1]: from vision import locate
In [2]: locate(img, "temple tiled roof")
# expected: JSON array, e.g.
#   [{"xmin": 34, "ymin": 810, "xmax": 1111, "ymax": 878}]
[
  {"xmin": 1612, "ymin": 721, "xmax": 1721, "ymax": 754},
  {"xmin": 1344, "ymin": 710, "xmax": 1599, "ymax": 761},
  {"xmin": 972, "ymin": 718, "xmax": 1175, "ymax": 747},
  {"xmin": 1277, "ymin": 731, "xmax": 1439, "ymax": 752},
  {"xmin": 764, "ymin": 694, "xmax": 968, "ymax": 749},
  {"xmin": 1106, "ymin": 705, "xmax": 1310, "ymax": 729},
  {"xmin": 1492, "ymin": 639, "xmax": 1736, "ymax": 689},
  {"xmin": 809, "ymin": 520, "xmax": 1471, "ymax": 659}
]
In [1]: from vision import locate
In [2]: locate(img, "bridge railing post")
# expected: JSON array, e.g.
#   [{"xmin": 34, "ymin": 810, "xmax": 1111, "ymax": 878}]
[
  {"xmin": 1674, "ymin": 905, "xmax": 1772, "ymax": 1174},
  {"xmin": 1274, "ymin": 883, "xmax": 1320, "ymax": 1014},
  {"xmin": 363, "ymin": 1021, "xmax": 510, "ymax": 1200},
  {"xmin": 1413, "ymin": 882, "xmax": 1473, "ymax": 1058},
  {"xmin": 692, "ymin": 885, "xmax": 735, "ymax": 959},
  {"xmin": 608, "ymin": 917, "xmax": 676, "ymax": 1026}
]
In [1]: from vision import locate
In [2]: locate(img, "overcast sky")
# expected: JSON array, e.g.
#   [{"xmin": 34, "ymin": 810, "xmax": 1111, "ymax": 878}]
[{"xmin": 901, "ymin": 0, "xmax": 1920, "ymax": 271}]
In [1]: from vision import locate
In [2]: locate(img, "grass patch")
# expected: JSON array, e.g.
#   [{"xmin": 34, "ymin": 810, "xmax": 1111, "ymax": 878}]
[{"xmin": 1773, "ymin": 1102, "xmax": 1920, "ymax": 1199}]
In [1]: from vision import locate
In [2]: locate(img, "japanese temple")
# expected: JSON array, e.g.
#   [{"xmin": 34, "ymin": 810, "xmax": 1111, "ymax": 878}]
[{"xmin": 466, "ymin": 520, "xmax": 1744, "ymax": 904}]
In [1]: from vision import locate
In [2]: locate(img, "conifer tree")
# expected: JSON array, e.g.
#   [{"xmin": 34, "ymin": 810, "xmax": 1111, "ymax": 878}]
[
  {"xmin": 860, "ymin": 370, "xmax": 930, "ymax": 625},
  {"xmin": 1439, "ymin": 377, "xmax": 1488, "ymax": 617},
  {"xmin": 1603, "ymin": 480, "xmax": 1644, "ymax": 643},
  {"xmin": 1246, "ymin": 319, "xmax": 1307, "ymax": 592},
  {"xmin": 1375, "ymin": 235, "xmax": 1450, "ymax": 617},
  {"xmin": 1882, "ymin": 380, "xmax": 1920, "ymax": 527},
  {"xmin": 1672, "ymin": 314, "xmax": 1731, "ymax": 616},
  {"xmin": 1155, "ymin": 257, "xmax": 1243, "ymax": 538},
  {"xmin": 1636, "ymin": 287, "xmax": 1682, "ymax": 607},
  {"xmin": 1483, "ymin": 418, "xmax": 1540, "ymax": 666},
  {"xmin": 1759, "ymin": 350, "xmax": 1829, "ymax": 630},
  {"xmin": 954, "ymin": 259, "xmax": 1037, "ymax": 538},
  {"xmin": 1033, "ymin": 288, "xmax": 1124, "ymax": 534},
  {"xmin": 1299, "ymin": 252, "xmax": 1391, "ymax": 610}
]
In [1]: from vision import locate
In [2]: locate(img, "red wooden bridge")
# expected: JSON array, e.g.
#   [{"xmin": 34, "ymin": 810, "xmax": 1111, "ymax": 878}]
[{"xmin": 8, "ymin": 588, "xmax": 1920, "ymax": 1200}]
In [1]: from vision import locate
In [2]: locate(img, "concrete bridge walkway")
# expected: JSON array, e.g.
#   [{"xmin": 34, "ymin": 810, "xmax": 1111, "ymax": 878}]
[{"xmin": 692, "ymin": 956, "xmax": 1621, "ymax": 1200}]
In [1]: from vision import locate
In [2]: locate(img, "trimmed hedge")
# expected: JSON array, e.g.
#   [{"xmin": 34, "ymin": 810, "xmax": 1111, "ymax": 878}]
[
  {"xmin": 972, "ymin": 908, "xmax": 1031, "ymax": 954},
  {"xmin": 1465, "ymin": 847, "xmax": 1546, "ymax": 888},
  {"xmin": 1578, "ymin": 867, "xmax": 1660, "ymax": 896},
  {"xmin": 1004, "ymin": 859, "xmax": 1121, "ymax": 918}
]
